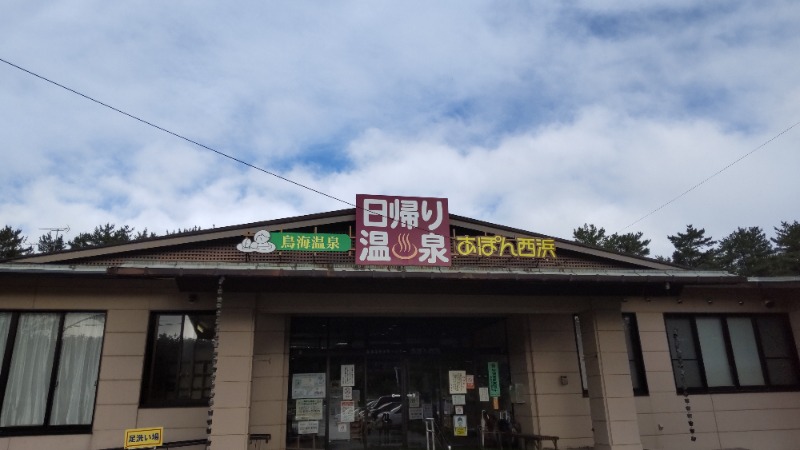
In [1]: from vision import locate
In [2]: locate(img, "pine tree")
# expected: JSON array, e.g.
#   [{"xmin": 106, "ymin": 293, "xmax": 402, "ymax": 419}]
[
  {"xmin": 573, "ymin": 224, "xmax": 651, "ymax": 257},
  {"xmin": 717, "ymin": 227, "xmax": 774, "ymax": 276},
  {"xmin": 0, "ymin": 226, "xmax": 33, "ymax": 259},
  {"xmin": 37, "ymin": 232, "xmax": 67, "ymax": 254},
  {"xmin": 69, "ymin": 224, "xmax": 136, "ymax": 249},
  {"xmin": 134, "ymin": 228, "xmax": 157, "ymax": 240},
  {"xmin": 605, "ymin": 232, "xmax": 651, "ymax": 256},
  {"xmin": 166, "ymin": 226, "xmax": 203, "ymax": 235},
  {"xmin": 667, "ymin": 225, "xmax": 718, "ymax": 269},
  {"xmin": 772, "ymin": 221, "xmax": 800, "ymax": 275},
  {"xmin": 573, "ymin": 224, "xmax": 608, "ymax": 247}
]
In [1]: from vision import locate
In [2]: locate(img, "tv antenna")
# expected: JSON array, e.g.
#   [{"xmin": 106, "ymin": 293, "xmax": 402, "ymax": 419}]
[{"xmin": 39, "ymin": 226, "xmax": 70, "ymax": 241}]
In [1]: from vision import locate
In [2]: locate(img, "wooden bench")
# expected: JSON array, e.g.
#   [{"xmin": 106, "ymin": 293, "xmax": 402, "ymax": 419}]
[
  {"xmin": 514, "ymin": 432, "xmax": 559, "ymax": 450},
  {"xmin": 480, "ymin": 429, "xmax": 559, "ymax": 450}
]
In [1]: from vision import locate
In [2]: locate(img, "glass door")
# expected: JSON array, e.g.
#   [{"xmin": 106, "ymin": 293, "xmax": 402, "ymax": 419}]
[
  {"xmin": 364, "ymin": 358, "xmax": 405, "ymax": 448},
  {"xmin": 328, "ymin": 356, "xmax": 366, "ymax": 450},
  {"xmin": 406, "ymin": 359, "xmax": 440, "ymax": 449},
  {"xmin": 287, "ymin": 317, "xmax": 512, "ymax": 450}
]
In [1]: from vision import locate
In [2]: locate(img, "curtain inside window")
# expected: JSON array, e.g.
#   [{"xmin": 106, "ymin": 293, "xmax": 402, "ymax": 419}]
[
  {"xmin": 696, "ymin": 317, "xmax": 734, "ymax": 387},
  {"xmin": 50, "ymin": 313, "xmax": 106, "ymax": 425},
  {"xmin": 0, "ymin": 313, "xmax": 60, "ymax": 427},
  {"xmin": 727, "ymin": 317, "xmax": 765, "ymax": 386}
]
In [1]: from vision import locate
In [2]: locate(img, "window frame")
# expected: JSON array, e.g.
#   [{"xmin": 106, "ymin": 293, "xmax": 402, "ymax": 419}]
[
  {"xmin": 140, "ymin": 311, "xmax": 216, "ymax": 408},
  {"xmin": 0, "ymin": 310, "xmax": 106, "ymax": 437},
  {"xmin": 573, "ymin": 315, "xmax": 589, "ymax": 397},
  {"xmin": 573, "ymin": 313, "xmax": 648, "ymax": 397},
  {"xmin": 665, "ymin": 313, "xmax": 800, "ymax": 395},
  {"xmin": 623, "ymin": 313, "xmax": 649, "ymax": 396}
]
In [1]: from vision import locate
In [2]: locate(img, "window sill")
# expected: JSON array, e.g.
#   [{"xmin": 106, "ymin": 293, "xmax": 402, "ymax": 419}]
[
  {"xmin": 0, "ymin": 425, "xmax": 92, "ymax": 437},
  {"xmin": 676, "ymin": 386, "xmax": 800, "ymax": 395},
  {"xmin": 138, "ymin": 402, "xmax": 210, "ymax": 409}
]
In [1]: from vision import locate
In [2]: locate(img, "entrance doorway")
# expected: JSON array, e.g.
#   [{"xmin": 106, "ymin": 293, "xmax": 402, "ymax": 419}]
[{"xmin": 286, "ymin": 317, "xmax": 511, "ymax": 450}]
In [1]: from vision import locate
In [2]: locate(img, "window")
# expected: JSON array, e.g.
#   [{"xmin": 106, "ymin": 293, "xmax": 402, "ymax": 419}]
[
  {"xmin": 574, "ymin": 314, "xmax": 648, "ymax": 396},
  {"xmin": 665, "ymin": 314, "xmax": 800, "ymax": 393},
  {"xmin": 573, "ymin": 315, "xmax": 589, "ymax": 396},
  {"xmin": 141, "ymin": 313, "xmax": 215, "ymax": 407},
  {"xmin": 0, "ymin": 311, "xmax": 106, "ymax": 434},
  {"xmin": 623, "ymin": 314, "xmax": 648, "ymax": 396}
]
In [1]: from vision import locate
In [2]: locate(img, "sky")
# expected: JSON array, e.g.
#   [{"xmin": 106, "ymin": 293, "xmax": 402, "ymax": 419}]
[{"xmin": 1, "ymin": 1, "xmax": 799, "ymax": 259}]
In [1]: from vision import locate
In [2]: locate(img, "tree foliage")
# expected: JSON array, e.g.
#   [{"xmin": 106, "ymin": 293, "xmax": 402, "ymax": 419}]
[
  {"xmin": 573, "ymin": 221, "xmax": 800, "ymax": 276},
  {"xmin": 37, "ymin": 232, "xmax": 67, "ymax": 254},
  {"xmin": 0, "ymin": 226, "xmax": 33, "ymax": 259},
  {"xmin": 667, "ymin": 225, "xmax": 718, "ymax": 269},
  {"xmin": 573, "ymin": 224, "xmax": 651, "ymax": 256},
  {"xmin": 716, "ymin": 227, "xmax": 775, "ymax": 276},
  {"xmin": 134, "ymin": 228, "xmax": 157, "ymax": 240},
  {"xmin": 68, "ymin": 223, "xmax": 156, "ymax": 249},
  {"xmin": 605, "ymin": 232, "xmax": 651, "ymax": 256},
  {"xmin": 771, "ymin": 221, "xmax": 800, "ymax": 275},
  {"xmin": 166, "ymin": 226, "xmax": 203, "ymax": 235},
  {"xmin": 573, "ymin": 224, "xmax": 608, "ymax": 247}
]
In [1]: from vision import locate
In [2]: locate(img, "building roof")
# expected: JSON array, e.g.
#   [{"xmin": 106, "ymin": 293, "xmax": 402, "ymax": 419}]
[
  {"xmin": 9, "ymin": 208, "xmax": 680, "ymax": 269},
  {"xmin": 0, "ymin": 208, "xmax": 752, "ymax": 296}
]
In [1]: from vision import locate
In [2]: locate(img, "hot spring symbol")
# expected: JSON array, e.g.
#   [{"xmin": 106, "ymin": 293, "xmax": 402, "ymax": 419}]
[{"xmin": 391, "ymin": 233, "xmax": 418, "ymax": 260}]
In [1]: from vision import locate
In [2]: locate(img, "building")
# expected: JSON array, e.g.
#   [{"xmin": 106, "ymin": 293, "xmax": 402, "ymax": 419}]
[{"xmin": 1, "ymin": 196, "xmax": 799, "ymax": 450}]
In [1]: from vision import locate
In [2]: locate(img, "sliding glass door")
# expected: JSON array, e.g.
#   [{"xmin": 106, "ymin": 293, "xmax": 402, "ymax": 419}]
[{"xmin": 286, "ymin": 317, "xmax": 510, "ymax": 450}]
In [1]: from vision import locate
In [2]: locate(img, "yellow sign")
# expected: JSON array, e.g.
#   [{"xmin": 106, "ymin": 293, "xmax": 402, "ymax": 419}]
[
  {"xmin": 453, "ymin": 415, "xmax": 468, "ymax": 436},
  {"xmin": 124, "ymin": 427, "xmax": 163, "ymax": 449},
  {"xmin": 455, "ymin": 236, "xmax": 556, "ymax": 258}
]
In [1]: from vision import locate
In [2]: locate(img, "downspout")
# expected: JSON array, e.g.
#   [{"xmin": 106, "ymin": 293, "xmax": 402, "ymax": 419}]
[{"xmin": 206, "ymin": 276, "xmax": 225, "ymax": 449}]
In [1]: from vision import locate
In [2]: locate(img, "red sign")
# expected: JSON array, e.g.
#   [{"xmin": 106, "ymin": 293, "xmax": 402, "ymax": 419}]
[{"xmin": 356, "ymin": 194, "xmax": 451, "ymax": 267}]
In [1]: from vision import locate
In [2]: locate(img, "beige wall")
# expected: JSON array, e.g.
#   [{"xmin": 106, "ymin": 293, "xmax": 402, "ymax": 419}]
[
  {"xmin": 0, "ymin": 278, "xmax": 216, "ymax": 450},
  {"xmin": 208, "ymin": 294, "xmax": 257, "ymax": 450},
  {"xmin": 2, "ymin": 280, "xmax": 799, "ymax": 450},
  {"xmin": 624, "ymin": 288, "xmax": 800, "ymax": 450},
  {"xmin": 525, "ymin": 313, "xmax": 593, "ymax": 449},
  {"xmin": 249, "ymin": 312, "xmax": 289, "ymax": 450}
]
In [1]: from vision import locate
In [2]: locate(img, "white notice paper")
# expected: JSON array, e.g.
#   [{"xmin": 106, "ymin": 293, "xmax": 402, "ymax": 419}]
[
  {"xmin": 343, "ymin": 386, "xmax": 353, "ymax": 400},
  {"xmin": 340, "ymin": 401, "xmax": 355, "ymax": 423},
  {"xmin": 296, "ymin": 399, "xmax": 324, "ymax": 420},
  {"xmin": 298, "ymin": 421, "xmax": 319, "ymax": 435},
  {"xmin": 409, "ymin": 391, "xmax": 420, "ymax": 408},
  {"xmin": 292, "ymin": 373, "xmax": 326, "ymax": 399},
  {"xmin": 341, "ymin": 365, "xmax": 355, "ymax": 387},
  {"xmin": 449, "ymin": 370, "xmax": 467, "ymax": 394},
  {"xmin": 479, "ymin": 387, "xmax": 490, "ymax": 402}
]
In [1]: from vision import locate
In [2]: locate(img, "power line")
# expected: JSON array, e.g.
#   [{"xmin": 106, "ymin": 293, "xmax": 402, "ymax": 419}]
[
  {"xmin": 3, "ymin": 57, "xmax": 797, "ymax": 240},
  {"xmin": 617, "ymin": 120, "xmax": 800, "ymax": 233},
  {"xmin": 0, "ymin": 57, "xmax": 356, "ymax": 211},
  {"xmin": 0, "ymin": 57, "xmax": 442, "ymax": 238}
]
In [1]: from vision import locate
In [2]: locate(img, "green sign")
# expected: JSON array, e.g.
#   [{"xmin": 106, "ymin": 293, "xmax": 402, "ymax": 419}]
[
  {"xmin": 488, "ymin": 362, "xmax": 500, "ymax": 397},
  {"xmin": 272, "ymin": 232, "xmax": 351, "ymax": 252}
]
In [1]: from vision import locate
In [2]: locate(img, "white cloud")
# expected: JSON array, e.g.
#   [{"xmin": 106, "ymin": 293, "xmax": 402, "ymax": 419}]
[{"xmin": 1, "ymin": 1, "xmax": 799, "ymax": 258}]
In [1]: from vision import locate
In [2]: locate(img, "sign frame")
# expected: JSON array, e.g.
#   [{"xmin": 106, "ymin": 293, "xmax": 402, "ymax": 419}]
[
  {"xmin": 124, "ymin": 427, "xmax": 163, "ymax": 449},
  {"xmin": 488, "ymin": 362, "xmax": 501, "ymax": 397},
  {"xmin": 355, "ymin": 194, "xmax": 451, "ymax": 267}
]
